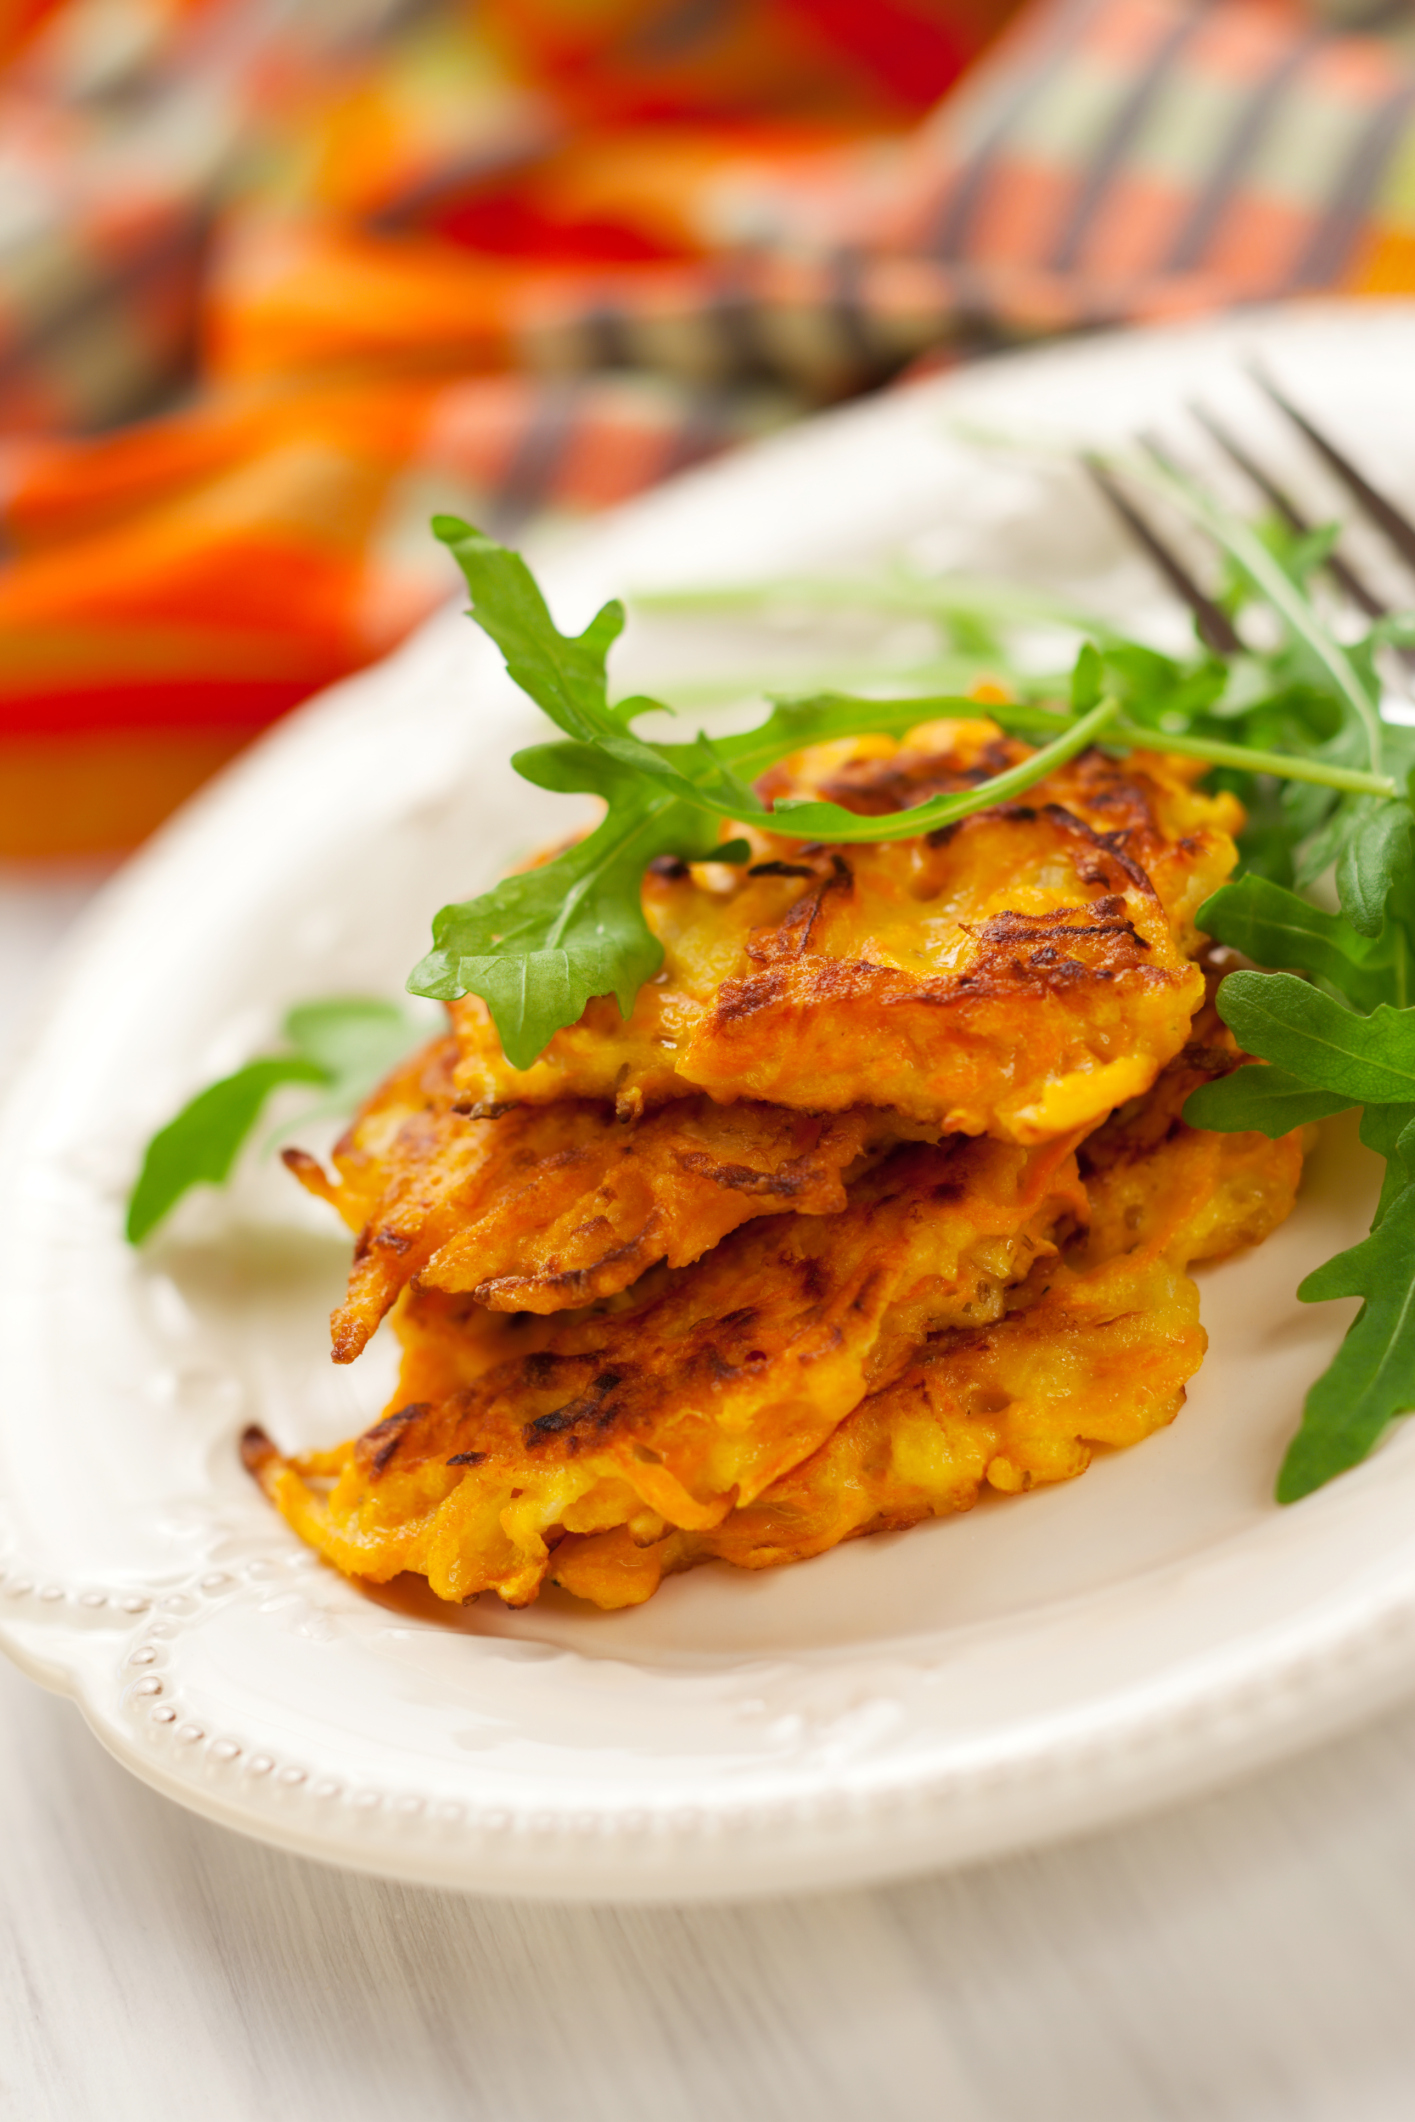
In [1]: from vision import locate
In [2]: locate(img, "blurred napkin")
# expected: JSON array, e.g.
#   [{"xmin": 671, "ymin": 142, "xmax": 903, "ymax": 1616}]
[{"xmin": 0, "ymin": 0, "xmax": 1411, "ymax": 854}]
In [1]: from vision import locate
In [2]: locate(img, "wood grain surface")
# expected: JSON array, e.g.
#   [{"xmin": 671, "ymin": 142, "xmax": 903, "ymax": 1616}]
[
  {"xmin": 4, "ymin": 873, "xmax": 1415, "ymax": 2122},
  {"xmin": 8, "ymin": 1653, "xmax": 1415, "ymax": 2120}
]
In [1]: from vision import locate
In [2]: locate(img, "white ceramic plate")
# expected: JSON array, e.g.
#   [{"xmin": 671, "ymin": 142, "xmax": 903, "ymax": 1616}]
[{"xmin": 4, "ymin": 301, "xmax": 1415, "ymax": 1903}]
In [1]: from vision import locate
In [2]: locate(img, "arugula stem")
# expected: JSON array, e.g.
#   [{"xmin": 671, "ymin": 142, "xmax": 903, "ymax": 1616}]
[
  {"xmin": 1103, "ymin": 720, "xmax": 1398, "ymax": 796},
  {"xmin": 757, "ymin": 691, "xmax": 1397, "ymax": 797},
  {"xmin": 768, "ymin": 696, "xmax": 1124, "ymax": 843},
  {"xmin": 632, "ymin": 574, "xmax": 1110, "ymax": 636}
]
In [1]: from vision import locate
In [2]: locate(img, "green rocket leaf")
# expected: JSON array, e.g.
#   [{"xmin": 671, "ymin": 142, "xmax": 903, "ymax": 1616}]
[
  {"xmin": 1359, "ymin": 1103, "xmax": 1415, "ymax": 1226},
  {"xmin": 1181, "ymin": 1064, "xmax": 1350, "ymax": 1136},
  {"xmin": 1197, "ymin": 875, "xmax": 1392, "ymax": 1012},
  {"xmin": 127, "ymin": 998, "xmax": 419, "ymax": 1243},
  {"xmin": 1214, "ymin": 973, "xmax": 1415, "ymax": 1105},
  {"xmin": 421, "ymin": 518, "xmax": 1411, "ymax": 1067},
  {"xmin": 432, "ymin": 515, "xmax": 762, "ymax": 818},
  {"xmin": 1279, "ymin": 1183, "xmax": 1415, "ymax": 1500},
  {"xmin": 409, "ymin": 746, "xmax": 731, "ymax": 1069},
  {"xmin": 1336, "ymin": 801, "xmax": 1415, "ymax": 939},
  {"xmin": 127, "ymin": 1058, "xmax": 327, "ymax": 1245}
]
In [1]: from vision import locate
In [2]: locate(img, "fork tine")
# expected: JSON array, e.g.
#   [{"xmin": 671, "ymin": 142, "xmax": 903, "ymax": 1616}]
[
  {"xmin": 1083, "ymin": 454, "xmax": 1244, "ymax": 656},
  {"xmin": 1190, "ymin": 401, "xmax": 1388, "ymax": 620},
  {"xmin": 1250, "ymin": 364, "xmax": 1415, "ymax": 580}
]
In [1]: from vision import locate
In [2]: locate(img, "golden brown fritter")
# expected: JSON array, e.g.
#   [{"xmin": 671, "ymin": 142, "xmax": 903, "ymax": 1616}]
[
  {"xmin": 285, "ymin": 1033, "xmax": 911, "ymax": 1361},
  {"xmin": 249, "ymin": 1036, "xmax": 1306, "ymax": 1611},
  {"xmin": 248, "ymin": 710, "xmax": 1290, "ymax": 1614},
  {"xmin": 549, "ymin": 1098, "xmax": 1307, "ymax": 1607},
  {"xmin": 551, "ymin": 1254, "xmax": 1206, "ymax": 1605},
  {"xmin": 450, "ymin": 719, "xmax": 1241, "ymax": 1142},
  {"xmin": 245, "ymin": 1129, "xmax": 1089, "ymax": 1606}
]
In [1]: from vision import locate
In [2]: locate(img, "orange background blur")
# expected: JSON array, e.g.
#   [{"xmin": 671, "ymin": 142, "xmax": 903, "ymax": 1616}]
[{"xmin": 3, "ymin": 0, "xmax": 1413, "ymax": 856}]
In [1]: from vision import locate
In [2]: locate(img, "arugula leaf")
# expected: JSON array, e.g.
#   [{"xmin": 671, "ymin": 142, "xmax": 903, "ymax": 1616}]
[
  {"xmin": 409, "ymin": 748, "xmax": 729, "ymax": 1068},
  {"xmin": 1215, "ymin": 972, "xmax": 1415, "ymax": 1105},
  {"xmin": 1071, "ymin": 641, "xmax": 1104, "ymax": 710},
  {"xmin": 433, "ymin": 516, "xmax": 762, "ymax": 819},
  {"xmin": 412, "ymin": 696, "xmax": 1128, "ymax": 1061},
  {"xmin": 415, "ymin": 679, "xmax": 1029, "ymax": 1060},
  {"xmin": 1285, "ymin": 718, "xmax": 1415, "ymax": 895},
  {"xmin": 420, "ymin": 519, "xmax": 1408, "ymax": 1064},
  {"xmin": 127, "ymin": 998, "xmax": 419, "ymax": 1244},
  {"xmin": 1336, "ymin": 801, "xmax": 1415, "ymax": 938},
  {"xmin": 1181, "ymin": 1064, "xmax": 1350, "ymax": 1136},
  {"xmin": 127, "ymin": 1058, "xmax": 327, "ymax": 1244},
  {"xmin": 418, "ymin": 527, "xmax": 1154, "ymax": 1052},
  {"xmin": 405, "ymin": 682, "xmax": 976, "ymax": 1060},
  {"xmin": 1197, "ymin": 875, "xmax": 1393, "ymax": 1011},
  {"xmin": 1278, "ymin": 1182, "xmax": 1415, "ymax": 1501},
  {"xmin": 433, "ymin": 516, "xmax": 627, "ymax": 745},
  {"xmin": 440, "ymin": 515, "xmax": 1135, "ymax": 849},
  {"xmin": 273, "ymin": 999, "xmax": 424, "ymax": 1126},
  {"xmin": 1359, "ymin": 1103, "xmax": 1415, "ymax": 1226},
  {"xmin": 1227, "ymin": 781, "xmax": 1298, "ymax": 888}
]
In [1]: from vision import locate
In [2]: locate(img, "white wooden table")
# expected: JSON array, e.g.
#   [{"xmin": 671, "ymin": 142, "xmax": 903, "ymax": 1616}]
[{"xmin": 5, "ymin": 868, "xmax": 1415, "ymax": 2122}]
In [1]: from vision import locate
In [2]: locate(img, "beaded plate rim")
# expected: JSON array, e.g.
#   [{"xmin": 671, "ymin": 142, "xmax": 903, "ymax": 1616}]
[{"xmin": 6, "ymin": 300, "xmax": 1415, "ymax": 1900}]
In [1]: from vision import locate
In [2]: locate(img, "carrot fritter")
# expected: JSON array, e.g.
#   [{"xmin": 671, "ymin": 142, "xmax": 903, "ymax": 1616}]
[
  {"xmin": 450, "ymin": 719, "xmax": 1241, "ymax": 1142},
  {"xmin": 248, "ymin": 708, "xmax": 1289, "ymax": 1614},
  {"xmin": 285, "ymin": 1033, "xmax": 909, "ymax": 1361},
  {"xmin": 245, "ymin": 1129, "xmax": 1089, "ymax": 1606},
  {"xmin": 249, "ymin": 1028, "xmax": 1306, "ymax": 1611},
  {"xmin": 549, "ymin": 1094, "xmax": 1307, "ymax": 1607}
]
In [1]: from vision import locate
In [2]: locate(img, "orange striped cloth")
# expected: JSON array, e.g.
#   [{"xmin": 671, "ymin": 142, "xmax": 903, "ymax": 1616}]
[{"xmin": 3, "ymin": 0, "xmax": 1414, "ymax": 855}]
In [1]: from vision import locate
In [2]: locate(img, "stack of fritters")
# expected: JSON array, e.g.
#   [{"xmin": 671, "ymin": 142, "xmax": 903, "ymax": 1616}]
[{"xmin": 248, "ymin": 718, "xmax": 1307, "ymax": 1609}]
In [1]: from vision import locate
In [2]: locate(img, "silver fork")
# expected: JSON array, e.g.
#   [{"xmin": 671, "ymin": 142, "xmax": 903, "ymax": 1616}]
[{"xmin": 1083, "ymin": 370, "xmax": 1415, "ymax": 664}]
